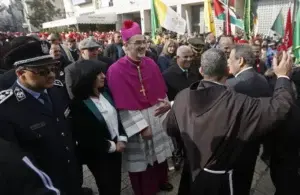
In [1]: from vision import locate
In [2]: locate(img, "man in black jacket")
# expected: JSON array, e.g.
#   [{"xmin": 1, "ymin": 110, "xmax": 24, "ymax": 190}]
[
  {"xmin": 0, "ymin": 137, "xmax": 60, "ymax": 195},
  {"xmin": 65, "ymin": 37, "xmax": 108, "ymax": 99},
  {"xmin": 163, "ymin": 45, "xmax": 200, "ymax": 101},
  {"xmin": 103, "ymin": 32, "xmax": 124, "ymax": 62},
  {"xmin": 227, "ymin": 44, "xmax": 272, "ymax": 195}
]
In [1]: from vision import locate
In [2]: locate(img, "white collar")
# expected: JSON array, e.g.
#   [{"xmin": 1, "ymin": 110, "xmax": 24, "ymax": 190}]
[{"xmin": 235, "ymin": 67, "xmax": 253, "ymax": 78}]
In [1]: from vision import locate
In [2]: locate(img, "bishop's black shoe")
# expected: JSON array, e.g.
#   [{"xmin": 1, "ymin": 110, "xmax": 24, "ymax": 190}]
[
  {"xmin": 160, "ymin": 182, "xmax": 174, "ymax": 192},
  {"xmin": 81, "ymin": 187, "xmax": 94, "ymax": 195}
]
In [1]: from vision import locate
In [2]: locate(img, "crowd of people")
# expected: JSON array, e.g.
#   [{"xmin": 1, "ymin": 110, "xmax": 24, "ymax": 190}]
[{"xmin": 0, "ymin": 19, "xmax": 298, "ymax": 195}]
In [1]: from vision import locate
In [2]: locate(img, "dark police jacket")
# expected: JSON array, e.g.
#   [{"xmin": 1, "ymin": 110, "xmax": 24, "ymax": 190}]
[
  {"xmin": 0, "ymin": 137, "xmax": 60, "ymax": 195},
  {"xmin": 0, "ymin": 81, "xmax": 81, "ymax": 195}
]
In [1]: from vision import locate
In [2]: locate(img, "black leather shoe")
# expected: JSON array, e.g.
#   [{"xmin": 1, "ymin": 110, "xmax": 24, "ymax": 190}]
[
  {"xmin": 82, "ymin": 187, "xmax": 94, "ymax": 195},
  {"xmin": 160, "ymin": 182, "xmax": 174, "ymax": 192}
]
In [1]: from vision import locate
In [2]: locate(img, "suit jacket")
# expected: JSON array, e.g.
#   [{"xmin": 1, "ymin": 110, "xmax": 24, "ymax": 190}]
[
  {"xmin": 70, "ymin": 90, "xmax": 127, "ymax": 163},
  {"xmin": 227, "ymin": 68, "xmax": 272, "ymax": 97},
  {"xmin": 227, "ymin": 68, "xmax": 272, "ymax": 195},
  {"xmin": 163, "ymin": 62, "xmax": 200, "ymax": 101},
  {"xmin": 165, "ymin": 79, "xmax": 293, "ymax": 195},
  {"xmin": 103, "ymin": 44, "xmax": 124, "ymax": 62},
  {"xmin": 64, "ymin": 59, "xmax": 108, "ymax": 99}
]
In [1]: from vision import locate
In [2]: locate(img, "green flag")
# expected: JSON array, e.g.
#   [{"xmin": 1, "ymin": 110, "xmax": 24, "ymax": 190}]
[
  {"xmin": 271, "ymin": 9, "xmax": 284, "ymax": 36},
  {"xmin": 243, "ymin": 0, "xmax": 253, "ymax": 40},
  {"xmin": 151, "ymin": 0, "xmax": 159, "ymax": 44},
  {"xmin": 293, "ymin": 3, "xmax": 300, "ymax": 63}
]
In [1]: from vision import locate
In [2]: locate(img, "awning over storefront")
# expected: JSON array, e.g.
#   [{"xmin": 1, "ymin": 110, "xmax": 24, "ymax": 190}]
[{"xmin": 42, "ymin": 13, "xmax": 117, "ymax": 29}]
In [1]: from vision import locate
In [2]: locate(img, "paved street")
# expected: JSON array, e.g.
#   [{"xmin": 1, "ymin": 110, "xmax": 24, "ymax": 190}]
[{"xmin": 83, "ymin": 149, "xmax": 275, "ymax": 195}]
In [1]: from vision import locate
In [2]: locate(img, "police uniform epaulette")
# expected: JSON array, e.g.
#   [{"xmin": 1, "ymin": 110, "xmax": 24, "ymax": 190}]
[
  {"xmin": 54, "ymin": 80, "xmax": 63, "ymax": 87},
  {"xmin": 0, "ymin": 89, "xmax": 13, "ymax": 104}
]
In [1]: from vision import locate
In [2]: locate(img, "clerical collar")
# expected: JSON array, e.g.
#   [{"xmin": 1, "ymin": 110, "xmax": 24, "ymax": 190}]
[
  {"xmin": 127, "ymin": 56, "xmax": 141, "ymax": 66},
  {"xmin": 235, "ymin": 67, "xmax": 253, "ymax": 78}
]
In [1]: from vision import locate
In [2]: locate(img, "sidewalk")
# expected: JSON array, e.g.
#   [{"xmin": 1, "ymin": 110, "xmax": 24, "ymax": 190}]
[{"xmin": 83, "ymin": 152, "xmax": 275, "ymax": 195}]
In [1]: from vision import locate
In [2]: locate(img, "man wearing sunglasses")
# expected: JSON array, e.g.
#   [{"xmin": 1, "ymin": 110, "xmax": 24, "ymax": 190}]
[{"xmin": 0, "ymin": 40, "xmax": 85, "ymax": 195}]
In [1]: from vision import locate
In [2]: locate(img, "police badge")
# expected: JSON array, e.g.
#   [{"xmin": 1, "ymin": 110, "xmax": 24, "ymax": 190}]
[
  {"xmin": 14, "ymin": 87, "xmax": 26, "ymax": 102},
  {"xmin": 0, "ymin": 89, "xmax": 13, "ymax": 104},
  {"xmin": 54, "ymin": 80, "xmax": 63, "ymax": 87},
  {"xmin": 41, "ymin": 42, "xmax": 49, "ymax": 54}
]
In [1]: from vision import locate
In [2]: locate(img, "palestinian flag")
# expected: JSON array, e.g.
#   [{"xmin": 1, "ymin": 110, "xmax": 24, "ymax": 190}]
[{"xmin": 213, "ymin": 0, "xmax": 244, "ymax": 29}]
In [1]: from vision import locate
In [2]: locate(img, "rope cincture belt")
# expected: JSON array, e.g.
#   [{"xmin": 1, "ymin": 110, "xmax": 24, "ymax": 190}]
[{"xmin": 203, "ymin": 168, "xmax": 234, "ymax": 195}]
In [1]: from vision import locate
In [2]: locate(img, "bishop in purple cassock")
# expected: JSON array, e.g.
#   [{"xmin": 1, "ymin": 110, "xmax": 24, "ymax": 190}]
[{"xmin": 106, "ymin": 20, "xmax": 174, "ymax": 195}]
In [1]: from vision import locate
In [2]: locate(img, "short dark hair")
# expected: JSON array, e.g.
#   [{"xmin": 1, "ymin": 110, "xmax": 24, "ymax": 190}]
[
  {"xmin": 201, "ymin": 48, "xmax": 228, "ymax": 78},
  {"xmin": 233, "ymin": 44, "xmax": 255, "ymax": 67},
  {"xmin": 72, "ymin": 60, "xmax": 107, "ymax": 100}
]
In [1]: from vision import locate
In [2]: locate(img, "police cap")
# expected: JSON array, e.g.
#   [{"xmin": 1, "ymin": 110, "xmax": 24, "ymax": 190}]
[{"xmin": 4, "ymin": 39, "xmax": 58, "ymax": 68}]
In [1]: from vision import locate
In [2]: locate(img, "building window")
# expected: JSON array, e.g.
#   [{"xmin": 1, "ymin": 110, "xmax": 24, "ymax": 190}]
[{"xmin": 109, "ymin": 0, "xmax": 113, "ymax": 7}]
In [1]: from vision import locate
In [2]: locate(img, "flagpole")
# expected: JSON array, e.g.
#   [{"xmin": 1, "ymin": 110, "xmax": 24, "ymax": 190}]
[
  {"xmin": 293, "ymin": 0, "xmax": 298, "ymax": 32},
  {"xmin": 226, "ymin": 0, "xmax": 232, "ymax": 35}
]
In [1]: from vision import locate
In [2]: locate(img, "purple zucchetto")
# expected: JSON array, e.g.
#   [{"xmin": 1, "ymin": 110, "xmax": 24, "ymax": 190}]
[{"xmin": 121, "ymin": 20, "xmax": 142, "ymax": 42}]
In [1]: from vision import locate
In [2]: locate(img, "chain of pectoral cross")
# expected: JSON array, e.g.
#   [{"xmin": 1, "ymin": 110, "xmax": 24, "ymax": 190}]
[{"xmin": 136, "ymin": 65, "xmax": 146, "ymax": 96}]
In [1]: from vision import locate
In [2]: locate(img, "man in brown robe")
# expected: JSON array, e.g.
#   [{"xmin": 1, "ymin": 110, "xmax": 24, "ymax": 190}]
[{"xmin": 164, "ymin": 48, "xmax": 293, "ymax": 195}]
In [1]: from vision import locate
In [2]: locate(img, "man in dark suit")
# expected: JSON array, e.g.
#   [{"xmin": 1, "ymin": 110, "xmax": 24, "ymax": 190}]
[
  {"xmin": 65, "ymin": 38, "xmax": 108, "ymax": 99},
  {"xmin": 227, "ymin": 44, "xmax": 272, "ymax": 195},
  {"xmin": 0, "ymin": 40, "xmax": 83, "ymax": 195},
  {"xmin": 163, "ymin": 45, "xmax": 200, "ymax": 101},
  {"xmin": 103, "ymin": 32, "xmax": 124, "ymax": 62}
]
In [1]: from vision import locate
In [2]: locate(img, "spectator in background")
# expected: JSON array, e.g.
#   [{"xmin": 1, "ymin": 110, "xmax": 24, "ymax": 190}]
[
  {"xmin": 146, "ymin": 39, "xmax": 158, "ymax": 62},
  {"xmin": 217, "ymin": 35, "xmax": 235, "ymax": 59},
  {"xmin": 67, "ymin": 35, "xmax": 80, "ymax": 61},
  {"xmin": 47, "ymin": 33, "xmax": 74, "ymax": 62},
  {"xmin": 266, "ymin": 41, "xmax": 277, "ymax": 69},
  {"xmin": 261, "ymin": 40, "xmax": 268, "ymax": 64},
  {"xmin": 104, "ymin": 32, "xmax": 124, "ymax": 62},
  {"xmin": 205, "ymin": 32, "xmax": 217, "ymax": 49},
  {"xmin": 252, "ymin": 44, "xmax": 267, "ymax": 74},
  {"xmin": 157, "ymin": 40, "xmax": 178, "ymax": 72},
  {"xmin": 50, "ymin": 44, "xmax": 72, "ymax": 83},
  {"xmin": 156, "ymin": 33, "xmax": 170, "ymax": 55}
]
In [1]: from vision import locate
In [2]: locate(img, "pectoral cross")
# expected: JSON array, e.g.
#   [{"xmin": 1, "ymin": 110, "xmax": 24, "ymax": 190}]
[
  {"xmin": 140, "ymin": 85, "xmax": 146, "ymax": 96},
  {"xmin": 137, "ymin": 65, "xmax": 146, "ymax": 96}
]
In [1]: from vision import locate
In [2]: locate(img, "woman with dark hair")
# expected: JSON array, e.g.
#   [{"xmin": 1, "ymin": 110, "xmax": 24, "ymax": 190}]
[{"xmin": 70, "ymin": 60, "xmax": 127, "ymax": 195}]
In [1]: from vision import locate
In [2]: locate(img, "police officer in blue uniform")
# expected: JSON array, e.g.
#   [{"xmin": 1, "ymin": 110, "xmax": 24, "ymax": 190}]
[{"xmin": 0, "ymin": 39, "xmax": 83, "ymax": 195}]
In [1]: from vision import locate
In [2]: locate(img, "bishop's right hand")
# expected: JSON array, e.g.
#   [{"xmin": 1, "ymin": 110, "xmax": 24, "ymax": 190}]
[
  {"xmin": 273, "ymin": 51, "xmax": 292, "ymax": 77},
  {"xmin": 141, "ymin": 127, "xmax": 152, "ymax": 140}
]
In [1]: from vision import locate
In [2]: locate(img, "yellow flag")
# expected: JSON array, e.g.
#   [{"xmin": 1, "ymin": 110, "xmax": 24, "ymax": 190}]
[{"xmin": 204, "ymin": 0, "xmax": 216, "ymax": 35}]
